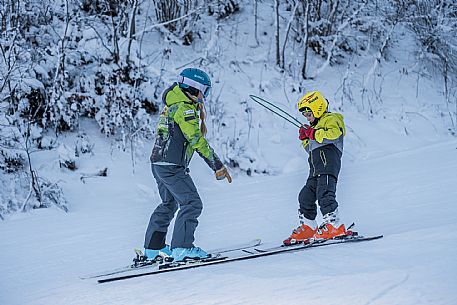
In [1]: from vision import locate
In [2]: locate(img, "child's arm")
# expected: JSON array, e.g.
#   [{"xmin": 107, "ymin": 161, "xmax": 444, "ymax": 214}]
[{"xmin": 314, "ymin": 116, "xmax": 345, "ymax": 143}]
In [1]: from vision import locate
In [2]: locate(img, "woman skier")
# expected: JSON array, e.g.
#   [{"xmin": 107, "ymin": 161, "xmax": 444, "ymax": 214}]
[
  {"xmin": 283, "ymin": 91, "xmax": 347, "ymax": 245},
  {"xmin": 144, "ymin": 68, "xmax": 232, "ymax": 262}
]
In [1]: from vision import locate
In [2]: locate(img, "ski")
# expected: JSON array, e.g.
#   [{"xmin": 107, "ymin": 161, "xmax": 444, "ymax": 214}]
[
  {"xmin": 79, "ymin": 249, "xmax": 161, "ymax": 280},
  {"xmin": 81, "ymin": 239, "xmax": 261, "ymax": 280},
  {"xmin": 97, "ymin": 234, "xmax": 383, "ymax": 283},
  {"xmin": 206, "ymin": 238, "xmax": 262, "ymax": 255},
  {"xmin": 158, "ymin": 254, "xmax": 228, "ymax": 270}
]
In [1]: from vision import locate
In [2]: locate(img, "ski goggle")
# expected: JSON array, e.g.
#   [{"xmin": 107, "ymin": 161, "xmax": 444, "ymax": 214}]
[
  {"xmin": 299, "ymin": 106, "xmax": 312, "ymax": 113},
  {"xmin": 178, "ymin": 76, "xmax": 212, "ymax": 98},
  {"xmin": 202, "ymin": 86, "xmax": 211, "ymax": 98},
  {"xmin": 302, "ymin": 111, "xmax": 313, "ymax": 118}
]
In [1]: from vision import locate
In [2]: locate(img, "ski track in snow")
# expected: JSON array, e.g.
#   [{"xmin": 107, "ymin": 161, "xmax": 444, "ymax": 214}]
[{"xmin": 362, "ymin": 274, "xmax": 410, "ymax": 305}]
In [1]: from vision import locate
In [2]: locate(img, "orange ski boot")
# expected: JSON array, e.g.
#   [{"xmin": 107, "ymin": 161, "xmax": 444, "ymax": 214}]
[
  {"xmin": 312, "ymin": 209, "xmax": 347, "ymax": 241},
  {"xmin": 312, "ymin": 223, "xmax": 347, "ymax": 241},
  {"xmin": 283, "ymin": 218, "xmax": 317, "ymax": 246}
]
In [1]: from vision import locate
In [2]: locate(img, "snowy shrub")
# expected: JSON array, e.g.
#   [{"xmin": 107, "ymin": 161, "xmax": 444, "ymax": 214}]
[
  {"xmin": 58, "ymin": 144, "xmax": 77, "ymax": 171},
  {"xmin": 79, "ymin": 0, "xmax": 126, "ymax": 17},
  {"xmin": 39, "ymin": 136, "xmax": 58, "ymax": 150},
  {"xmin": 75, "ymin": 133, "xmax": 94, "ymax": 156},
  {"xmin": 38, "ymin": 179, "xmax": 68, "ymax": 213},
  {"xmin": 0, "ymin": 110, "xmax": 69, "ymax": 218},
  {"xmin": 1, "ymin": 1, "xmax": 60, "ymax": 132},
  {"xmin": 90, "ymin": 66, "xmax": 158, "ymax": 138},
  {"xmin": 0, "ymin": 0, "xmax": 160, "ymax": 139},
  {"xmin": 153, "ymin": 0, "xmax": 204, "ymax": 45},
  {"xmin": 0, "ymin": 149, "xmax": 26, "ymax": 173},
  {"xmin": 287, "ymin": 0, "xmax": 368, "ymax": 59},
  {"xmin": 208, "ymin": 0, "xmax": 241, "ymax": 20},
  {"xmin": 403, "ymin": 0, "xmax": 457, "ymax": 132},
  {"xmin": 0, "ymin": 173, "xmax": 24, "ymax": 219},
  {"xmin": 0, "ymin": 168, "xmax": 68, "ymax": 220}
]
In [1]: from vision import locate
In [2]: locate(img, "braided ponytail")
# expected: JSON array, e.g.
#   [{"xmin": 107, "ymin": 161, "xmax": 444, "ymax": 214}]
[
  {"xmin": 198, "ymin": 103, "xmax": 207, "ymax": 136},
  {"xmin": 181, "ymin": 86, "xmax": 208, "ymax": 136}
]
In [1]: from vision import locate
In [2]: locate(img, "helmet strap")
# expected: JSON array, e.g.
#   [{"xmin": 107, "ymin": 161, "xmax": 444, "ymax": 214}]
[{"xmin": 311, "ymin": 118, "xmax": 319, "ymax": 126}]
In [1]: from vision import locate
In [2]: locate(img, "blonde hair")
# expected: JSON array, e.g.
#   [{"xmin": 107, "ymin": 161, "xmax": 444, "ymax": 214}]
[
  {"xmin": 198, "ymin": 103, "xmax": 207, "ymax": 136},
  {"xmin": 183, "ymin": 89, "xmax": 207, "ymax": 136}
]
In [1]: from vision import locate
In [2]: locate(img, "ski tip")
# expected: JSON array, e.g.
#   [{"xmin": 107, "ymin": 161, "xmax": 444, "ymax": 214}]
[{"xmin": 360, "ymin": 234, "xmax": 384, "ymax": 240}]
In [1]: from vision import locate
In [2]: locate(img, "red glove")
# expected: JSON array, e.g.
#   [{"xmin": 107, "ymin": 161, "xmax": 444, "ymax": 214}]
[
  {"xmin": 299, "ymin": 125, "xmax": 316, "ymax": 140},
  {"xmin": 299, "ymin": 126, "xmax": 307, "ymax": 140}
]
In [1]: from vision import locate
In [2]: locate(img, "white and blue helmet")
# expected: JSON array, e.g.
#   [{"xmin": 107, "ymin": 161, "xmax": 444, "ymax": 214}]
[{"xmin": 178, "ymin": 68, "xmax": 212, "ymax": 98}]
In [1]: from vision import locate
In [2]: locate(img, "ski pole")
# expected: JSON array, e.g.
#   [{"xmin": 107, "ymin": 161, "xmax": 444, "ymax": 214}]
[{"xmin": 249, "ymin": 95, "xmax": 303, "ymax": 128}]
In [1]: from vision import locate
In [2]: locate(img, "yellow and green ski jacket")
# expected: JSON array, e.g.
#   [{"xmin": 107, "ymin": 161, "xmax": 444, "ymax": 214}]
[
  {"xmin": 301, "ymin": 112, "xmax": 346, "ymax": 177},
  {"xmin": 150, "ymin": 84, "xmax": 223, "ymax": 171}
]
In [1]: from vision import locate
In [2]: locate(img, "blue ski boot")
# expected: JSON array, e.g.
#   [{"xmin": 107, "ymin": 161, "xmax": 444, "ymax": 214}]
[
  {"xmin": 144, "ymin": 245, "xmax": 172, "ymax": 261},
  {"xmin": 172, "ymin": 247, "xmax": 210, "ymax": 262}
]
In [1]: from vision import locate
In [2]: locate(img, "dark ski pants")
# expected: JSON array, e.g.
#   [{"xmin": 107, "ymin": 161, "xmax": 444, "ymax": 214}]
[
  {"xmin": 298, "ymin": 174, "xmax": 338, "ymax": 221},
  {"xmin": 144, "ymin": 164, "xmax": 203, "ymax": 250}
]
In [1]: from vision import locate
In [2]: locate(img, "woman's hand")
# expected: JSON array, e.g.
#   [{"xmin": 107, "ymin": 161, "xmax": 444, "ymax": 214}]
[{"xmin": 215, "ymin": 166, "xmax": 232, "ymax": 183}]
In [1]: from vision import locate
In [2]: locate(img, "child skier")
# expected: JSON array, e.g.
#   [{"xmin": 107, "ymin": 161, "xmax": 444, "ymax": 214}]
[
  {"xmin": 144, "ymin": 68, "xmax": 232, "ymax": 262},
  {"xmin": 283, "ymin": 91, "xmax": 347, "ymax": 246}
]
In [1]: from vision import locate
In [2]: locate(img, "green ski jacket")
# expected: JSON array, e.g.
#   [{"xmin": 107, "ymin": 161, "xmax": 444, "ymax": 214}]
[{"xmin": 150, "ymin": 83, "xmax": 223, "ymax": 171}]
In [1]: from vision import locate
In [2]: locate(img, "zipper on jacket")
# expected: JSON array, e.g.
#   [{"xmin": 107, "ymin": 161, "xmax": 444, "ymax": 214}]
[
  {"xmin": 310, "ymin": 148, "xmax": 316, "ymax": 176},
  {"xmin": 183, "ymin": 140, "xmax": 189, "ymax": 166}
]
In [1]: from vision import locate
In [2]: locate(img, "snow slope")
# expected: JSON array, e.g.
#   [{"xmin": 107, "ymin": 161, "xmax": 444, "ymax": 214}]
[{"xmin": 1, "ymin": 117, "xmax": 456, "ymax": 305}]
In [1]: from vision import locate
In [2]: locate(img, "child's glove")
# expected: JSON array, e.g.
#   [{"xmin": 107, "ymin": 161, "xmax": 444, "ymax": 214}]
[
  {"xmin": 299, "ymin": 125, "xmax": 316, "ymax": 140},
  {"xmin": 299, "ymin": 126, "xmax": 308, "ymax": 140},
  {"xmin": 215, "ymin": 166, "xmax": 232, "ymax": 183}
]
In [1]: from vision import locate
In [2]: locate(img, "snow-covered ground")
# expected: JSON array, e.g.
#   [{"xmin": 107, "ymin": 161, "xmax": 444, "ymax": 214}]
[{"xmin": 1, "ymin": 116, "xmax": 456, "ymax": 304}]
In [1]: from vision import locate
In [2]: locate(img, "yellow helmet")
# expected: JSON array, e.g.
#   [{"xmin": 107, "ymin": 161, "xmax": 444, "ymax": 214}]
[{"xmin": 297, "ymin": 91, "xmax": 328, "ymax": 118}]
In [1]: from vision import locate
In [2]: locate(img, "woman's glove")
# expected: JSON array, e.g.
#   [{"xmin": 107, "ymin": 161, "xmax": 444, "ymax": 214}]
[{"xmin": 215, "ymin": 166, "xmax": 232, "ymax": 183}]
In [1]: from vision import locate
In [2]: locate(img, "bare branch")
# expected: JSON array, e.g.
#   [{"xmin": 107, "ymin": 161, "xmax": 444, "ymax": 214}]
[{"xmin": 310, "ymin": 1, "xmax": 368, "ymax": 79}]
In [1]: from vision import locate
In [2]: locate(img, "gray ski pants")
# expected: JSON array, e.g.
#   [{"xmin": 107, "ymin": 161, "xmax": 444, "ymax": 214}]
[{"xmin": 144, "ymin": 164, "xmax": 203, "ymax": 250}]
